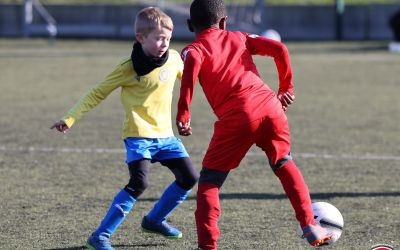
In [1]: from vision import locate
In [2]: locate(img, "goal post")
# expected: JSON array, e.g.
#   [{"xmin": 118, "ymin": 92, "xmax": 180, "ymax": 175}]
[
  {"xmin": 22, "ymin": 0, "xmax": 57, "ymax": 41},
  {"xmin": 228, "ymin": 0, "xmax": 265, "ymax": 34},
  {"xmin": 335, "ymin": 0, "xmax": 345, "ymax": 40},
  {"xmin": 158, "ymin": 0, "xmax": 266, "ymax": 35}
]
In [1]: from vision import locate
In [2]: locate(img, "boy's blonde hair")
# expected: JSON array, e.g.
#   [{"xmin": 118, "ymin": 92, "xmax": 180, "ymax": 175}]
[{"xmin": 135, "ymin": 7, "xmax": 173, "ymax": 36}]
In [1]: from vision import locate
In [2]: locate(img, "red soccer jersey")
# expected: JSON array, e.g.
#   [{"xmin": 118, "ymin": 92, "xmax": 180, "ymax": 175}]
[{"xmin": 177, "ymin": 28, "xmax": 294, "ymax": 125}]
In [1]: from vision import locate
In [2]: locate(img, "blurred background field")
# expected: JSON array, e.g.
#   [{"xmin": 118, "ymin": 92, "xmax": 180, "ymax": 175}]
[
  {"xmin": 1, "ymin": 0, "xmax": 400, "ymax": 4},
  {"xmin": 2, "ymin": 0, "xmax": 400, "ymax": 40},
  {"xmin": 0, "ymin": 38, "xmax": 399, "ymax": 249}
]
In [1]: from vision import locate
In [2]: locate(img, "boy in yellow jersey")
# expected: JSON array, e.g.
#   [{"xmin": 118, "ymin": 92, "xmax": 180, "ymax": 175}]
[{"xmin": 50, "ymin": 7, "xmax": 198, "ymax": 250}]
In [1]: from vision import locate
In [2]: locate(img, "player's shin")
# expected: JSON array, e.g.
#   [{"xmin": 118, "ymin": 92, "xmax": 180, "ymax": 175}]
[
  {"xmin": 273, "ymin": 160, "xmax": 315, "ymax": 228},
  {"xmin": 196, "ymin": 183, "xmax": 221, "ymax": 250},
  {"xmin": 92, "ymin": 189, "xmax": 136, "ymax": 238},
  {"xmin": 146, "ymin": 181, "xmax": 191, "ymax": 223}
]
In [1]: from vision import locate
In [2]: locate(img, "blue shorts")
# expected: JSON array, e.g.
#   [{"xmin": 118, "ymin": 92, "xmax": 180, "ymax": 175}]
[{"xmin": 124, "ymin": 137, "xmax": 189, "ymax": 164}]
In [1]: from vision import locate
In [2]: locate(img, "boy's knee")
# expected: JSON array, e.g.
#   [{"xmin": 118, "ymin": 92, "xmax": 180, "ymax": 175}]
[
  {"xmin": 177, "ymin": 171, "xmax": 199, "ymax": 190},
  {"xmin": 162, "ymin": 157, "xmax": 199, "ymax": 190},
  {"xmin": 191, "ymin": 172, "xmax": 200, "ymax": 185},
  {"xmin": 270, "ymin": 152, "xmax": 293, "ymax": 172},
  {"xmin": 199, "ymin": 167, "xmax": 229, "ymax": 188},
  {"xmin": 124, "ymin": 177, "xmax": 149, "ymax": 198}
]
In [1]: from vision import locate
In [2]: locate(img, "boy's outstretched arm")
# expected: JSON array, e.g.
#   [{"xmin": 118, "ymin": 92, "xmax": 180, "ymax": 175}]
[
  {"xmin": 50, "ymin": 120, "xmax": 69, "ymax": 133},
  {"xmin": 50, "ymin": 66, "xmax": 125, "ymax": 134}
]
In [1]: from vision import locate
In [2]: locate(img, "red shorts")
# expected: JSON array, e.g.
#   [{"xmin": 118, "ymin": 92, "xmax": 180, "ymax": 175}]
[{"xmin": 202, "ymin": 112, "xmax": 291, "ymax": 171}]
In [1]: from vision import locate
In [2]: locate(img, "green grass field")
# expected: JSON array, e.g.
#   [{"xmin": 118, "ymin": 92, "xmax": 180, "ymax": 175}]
[{"xmin": 0, "ymin": 39, "xmax": 399, "ymax": 250}]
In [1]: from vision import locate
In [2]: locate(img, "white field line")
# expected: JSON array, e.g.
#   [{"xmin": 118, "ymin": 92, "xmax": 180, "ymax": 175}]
[
  {"xmin": 1, "ymin": 145, "xmax": 400, "ymax": 161},
  {"xmin": 0, "ymin": 145, "xmax": 124, "ymax": 154}
]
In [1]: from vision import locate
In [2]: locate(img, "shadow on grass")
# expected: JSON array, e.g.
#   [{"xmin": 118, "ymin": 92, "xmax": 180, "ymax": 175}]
[
  {"xmin": 220, "ymin": 191, "xmax": 400, "ymax": 200},
  {"xmin": 46, "ymin": 242, "xmax": 167, "ymax": 250},
  {"xmin": 137, "ymin": 191, "xmax": 400, "ymax": 202},
  {"xmin": 45, "ymin": 247, "xmax": 86, "ymax": 250}
]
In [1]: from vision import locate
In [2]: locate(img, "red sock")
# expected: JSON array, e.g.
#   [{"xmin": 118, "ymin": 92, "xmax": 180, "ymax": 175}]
[
  {"xmin": 195, "ymin": 183, "xmax": 221, "ymax": 250},
  {"xmin": 274, "ymin": 160, "xmax": 315, "ymax": 228}
]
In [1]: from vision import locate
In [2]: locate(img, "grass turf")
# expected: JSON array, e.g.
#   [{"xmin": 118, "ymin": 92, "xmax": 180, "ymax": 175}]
[{"xmin": 0, "ymin": 39, "xmax": 399, "ymax": 249}]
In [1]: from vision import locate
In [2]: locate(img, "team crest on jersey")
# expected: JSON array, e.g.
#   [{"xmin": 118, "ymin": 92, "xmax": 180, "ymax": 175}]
[{"xmin": 159, "ymin": 69, "xmax": 170, "ymax": 82}]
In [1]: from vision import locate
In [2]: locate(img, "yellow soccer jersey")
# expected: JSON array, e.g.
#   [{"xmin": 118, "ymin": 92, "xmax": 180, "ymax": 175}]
[{"xmin": 63, "ymin": 49, "xmax": 183, "ymax": 139}]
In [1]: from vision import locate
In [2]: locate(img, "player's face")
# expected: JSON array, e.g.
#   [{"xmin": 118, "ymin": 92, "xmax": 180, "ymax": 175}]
[{"xmin": 139, "ymin": 27, "xmax": 172, "ymax": 58}]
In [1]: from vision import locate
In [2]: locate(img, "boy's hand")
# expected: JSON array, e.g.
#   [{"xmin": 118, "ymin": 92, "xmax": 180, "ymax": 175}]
[
  {"xmin": 50, "ymin": 120, "xmax": 69, "ymax": 133},
  {"xmin": 278, "ymin": 92, "xmax": 295, "ymax": 111},
  {"xmin": 176, "ymin": 120, "xmax": 192, "ymax": 136}
]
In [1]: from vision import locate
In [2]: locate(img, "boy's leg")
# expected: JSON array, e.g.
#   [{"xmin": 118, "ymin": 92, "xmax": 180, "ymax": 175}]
[
  {"xmin": 87, "ymin": 189, "xmax": 136, "ymax": 250},
  {"xmin": 162, "ymin": 157, "xmax": 199, "ymax": 190},
  {"xmin": 273, "ymin": 159, "xmax": 315, "ymax": 227},
  {"xmin": 256, "ymin": 114, "xmax": 315, "ymax": 228},
  {"xmin": 273, "ymin": 160, "xmax": 332, "ymax": 246},
  {"xmin": 197, "ymin": 120, "xmax": 254, "ymax": 249},
  {"xmin": 257, "ymin": 114, "xmax": 331, "ymax": 246},
  {"xmin": 87, "ymin": 160, "xmax": 148, "ymax": 249},
  {"xmin": 196, "ymin": 168, "xmax": 229, "ymax": 250},
  {"xmin": 142, "ymin": 157, "xmax": 198, "ymax": 238},
  {"xmin": 141, "ymin": 181, "xmax": 188, "ymax": 239}
]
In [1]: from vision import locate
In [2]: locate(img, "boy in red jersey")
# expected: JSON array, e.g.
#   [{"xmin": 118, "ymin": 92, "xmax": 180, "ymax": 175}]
[{"xmin": 176, "ymin": 0, "xmax": 332, "ymax": 249}]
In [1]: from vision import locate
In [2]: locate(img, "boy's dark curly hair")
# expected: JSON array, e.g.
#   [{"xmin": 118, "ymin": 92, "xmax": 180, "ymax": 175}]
[{"xmin": 190, "ymin": 0, "xmax": 226, "ymax": 29}]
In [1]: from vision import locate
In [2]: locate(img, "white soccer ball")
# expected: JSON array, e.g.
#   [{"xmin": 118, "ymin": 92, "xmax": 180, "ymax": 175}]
[
  {"xmin": 261, "ymin": 29, "xmax": 281, "ymax": 42},
  {"xmin": 297, "ymin": 202, "xmax": 344, "ymax": 245}
]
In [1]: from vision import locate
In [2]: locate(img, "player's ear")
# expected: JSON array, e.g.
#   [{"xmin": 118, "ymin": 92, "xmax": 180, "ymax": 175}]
[
  {"xmin": 187, "ymin": 19, "xmax": 195, "ymax": 32},
  {"xmin": 219, "ymin": 16, "xmax": 228, "ymax": 30},
  {"xmin": 135, "ymin": 33, "xmax": 145, "ymax": 43}
]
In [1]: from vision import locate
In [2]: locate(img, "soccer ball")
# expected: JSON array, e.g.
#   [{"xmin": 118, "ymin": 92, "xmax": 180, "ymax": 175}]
[
  {"xmin": 297, "ymin": 202, "xmax": 344, "ymax": 245},
  {"xmin": 260, "ymin": 29, "xmax": 281, "ymax": 42}
]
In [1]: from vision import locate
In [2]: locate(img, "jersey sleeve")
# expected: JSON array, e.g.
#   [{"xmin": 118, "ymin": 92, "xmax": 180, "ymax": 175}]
[
  {"xmin": 245, "ymin": 33, "xmax": 294, "ymax": 95},
  {"xmin": 177, "ymin": 55, "xmax": 184, "ymax": 81},
  {"xmin": 176, "ymin": 46, "xmax": 203, "ymax": 124},
  {"xmin": 62, "ymin": 64, "xmax": 125, "ymax": 128},
  {"xmin": 170, "ymin": 49, "xmax": 184, "ymax": 80}
]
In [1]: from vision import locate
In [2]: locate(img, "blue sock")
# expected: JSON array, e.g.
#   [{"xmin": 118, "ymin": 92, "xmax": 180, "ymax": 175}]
[
  {"xmin": 146, "ymin": 181, "xmax": 190, "ymax": 223},
  {"xmin": 92, "ymin": 189, "xmax": 136, "ymax": 238}
]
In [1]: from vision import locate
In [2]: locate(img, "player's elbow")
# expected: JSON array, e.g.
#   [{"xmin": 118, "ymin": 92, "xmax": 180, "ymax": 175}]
[{"xmin": 278, "ymin": 43, "xmax": 290, "ymax": 58}]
